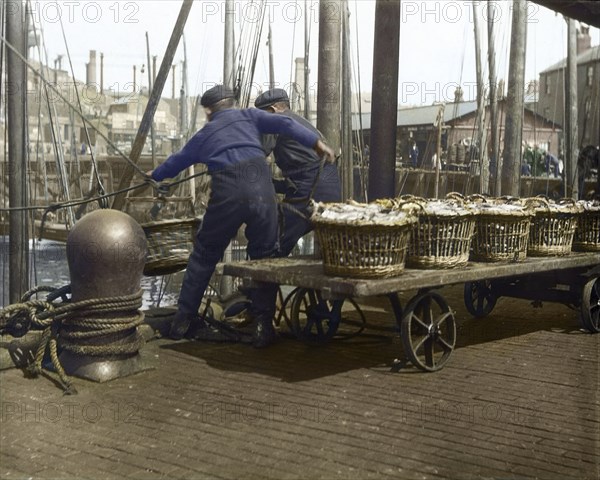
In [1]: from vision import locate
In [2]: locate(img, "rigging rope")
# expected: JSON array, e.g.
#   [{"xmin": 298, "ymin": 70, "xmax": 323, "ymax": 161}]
[
  {"xmin": 57, "ymin": 13, "xmax": 106, "ymax": 197},
  {"xmin": 0, "ymin": 35, "xmax": 149, "ymax": 181}
]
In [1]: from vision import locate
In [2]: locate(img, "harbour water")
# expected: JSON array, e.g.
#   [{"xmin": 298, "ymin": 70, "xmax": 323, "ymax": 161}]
[{"xmin": 0, "ymin": 237, "xmax": 181, "ymax": 308}]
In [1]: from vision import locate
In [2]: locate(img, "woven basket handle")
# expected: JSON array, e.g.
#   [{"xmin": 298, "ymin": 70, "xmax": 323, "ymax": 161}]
[
  {"xmin": 446, "ymin": 192, "xmax": 465, "ymax": 202},
  {"xmin": 524, "ymin": 196, "xmax": 551, "ymax": 211},
  {"xmin": 466, "ymin": 193, "xmax": 489, "ymax": 203}
]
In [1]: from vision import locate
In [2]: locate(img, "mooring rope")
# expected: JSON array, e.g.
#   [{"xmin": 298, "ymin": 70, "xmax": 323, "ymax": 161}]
[{"xmin": 0, "ymin": 287, "xmax": 144, "ymax": 395}]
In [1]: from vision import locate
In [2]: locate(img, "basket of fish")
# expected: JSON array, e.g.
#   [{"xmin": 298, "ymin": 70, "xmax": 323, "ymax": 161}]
[
  {"xmin": 525, "ymin": 196, "xmax": 583, "ymax": 256},
  {"xmin": 572, "ymin": 199, "xmax": 600, "ymax": 252},
  {"xmin": 311, "ymin": 201, "xmax": 417, "ymax": 278},
  {"xmin": 402, "ymin": 195, "xmax": 476, "ymax": 269},
  {"xmin": 467, "ymin": 194, "xmax": 534, "ymax": 262}
]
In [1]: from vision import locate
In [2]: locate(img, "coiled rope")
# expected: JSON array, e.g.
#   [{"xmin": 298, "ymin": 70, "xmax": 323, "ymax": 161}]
[{"xmin": 0, "ymin": 287, "xmax": 144, "ymax": 395}]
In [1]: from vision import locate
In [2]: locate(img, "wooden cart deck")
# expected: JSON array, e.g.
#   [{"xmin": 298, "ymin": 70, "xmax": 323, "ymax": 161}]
[
  {"xmin": 224, "ymin": 253, "xmax": 599, "ymax": 298},
  {"xmin": 224, "ymin": 253, "xmax": 599, "ymax": 372}
]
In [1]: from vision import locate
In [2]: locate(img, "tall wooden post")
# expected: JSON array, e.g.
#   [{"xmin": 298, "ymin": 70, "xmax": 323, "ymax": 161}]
[
  {"xmin": 6, "ymin": 0, "xmax": 29, "ymax": 303},
  {"xmin": 268, "ymin": 22, "xmax": 275, "ymax": 89},
  {"xmin": 317, "ymin": 0, "xmax": 342, "ymax": 156},
  {"xmin": 304, "ymin": 0, "xmax": 311, "ymax": 119},
  {"xmin": 565, "ymin": 18, "xmax": 578, "ymax": 199},
  {"xmin": 434, "ymin": 104, "xmax": 445, "ymax": 199},
  {"xmin": 224, "ymin": 0, "xmax": 235, "ymax": 89},
  {"xmin": 473, "ymin": 3, "xmax": 489, "ymax": 194},
  {"xmin": 145, "ymin": 32, "xmax": 156, "ymax": 168},
  {"xmin": 367, "ymin": 0, "xmax": 400, "ymax": 201},
  {"xmin": 488, "ymin": 0, "xmax": 500, "ymax": 196},
  {"xmin": 501, "ymin": 0, "xmax": 527, "ymax": 197},
  {"xmin": 341, "ymin": 0, "xmax": 353, "ymax": 200}
]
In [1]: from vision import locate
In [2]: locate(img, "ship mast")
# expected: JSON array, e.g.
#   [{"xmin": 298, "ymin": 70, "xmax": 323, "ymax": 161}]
[
  {"xmin": 472, "ymin": 2, "xmax": 489, "ymax": 194},
  {"xmin": 501, "ymin": 0, "xmax": 528, "ymax": 197},
  {"xmin": 317, "ymin": 0, "xmax": 342, "ymax": 180},
  {"xmin": 565, "ymin": 18, "xmax": 578, "ymax": 199},
  {"xmin": 6, "ymin": 0, "xmax": 29, "ymax": 302},
  {"xmin": 487, "ymin": 0, "xmax": 501, "ymax": 196}
]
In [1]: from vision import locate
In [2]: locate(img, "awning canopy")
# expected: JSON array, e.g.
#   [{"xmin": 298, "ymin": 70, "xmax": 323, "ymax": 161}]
[{"xmin": 531, "ymin": 1, "xmax": 600, "ymax": 28}]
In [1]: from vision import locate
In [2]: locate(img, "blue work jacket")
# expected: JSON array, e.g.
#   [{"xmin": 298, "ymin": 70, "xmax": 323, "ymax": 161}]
[{"xmin": 152, "ymin": 108, "xmax": 319, "ymax": 181}]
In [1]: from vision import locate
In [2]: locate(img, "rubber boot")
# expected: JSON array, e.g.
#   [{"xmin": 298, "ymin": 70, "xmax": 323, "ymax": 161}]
[{"xmin": 252, "ymin": 316, "xmax": 277, "ymax": 348}]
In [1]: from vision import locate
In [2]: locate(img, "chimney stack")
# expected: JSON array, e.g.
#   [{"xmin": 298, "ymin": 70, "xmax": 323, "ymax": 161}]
[
  {"xmin": 577, "ymin": 25, "xmax": 591, "ymax": 54},
  {"xmin": 86, "ymin": 50, "xmax": 97, "ymax": 87},
  {"xmin": 172, "ymin": 64, "xmax": 176, "ymax": 98},
  {"xmin": 133, "ymin": 65, "xmax": 137, "ymax": 89},
  {"xmin": 100, "ymin": 52, "xmax": 104, "ymax": 93}
]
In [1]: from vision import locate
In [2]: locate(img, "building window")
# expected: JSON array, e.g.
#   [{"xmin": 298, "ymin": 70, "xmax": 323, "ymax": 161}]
[
  {"xmin": 545, "ymin": 75, "xmax": 551, "ymax": 94},
  {"xmin": 63, "ymin": 124, "xmax": 69, "ymax": 140},
  {"xmin": 587, "ymin": 66, "xmax": 594, "ymax": 87}
]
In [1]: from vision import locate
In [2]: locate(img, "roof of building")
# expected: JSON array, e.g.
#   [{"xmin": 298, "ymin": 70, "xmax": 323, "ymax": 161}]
[
  {"xmin": 352, "ymin": 100, "xmax": 555, "ymax": 131},
  {"xmin": 540, "ymin": 45, "xmax": 600, "ymax": 74},
  {"xmin": 352, "ymin": 101, "xmax": 478, "ymax": 130}
]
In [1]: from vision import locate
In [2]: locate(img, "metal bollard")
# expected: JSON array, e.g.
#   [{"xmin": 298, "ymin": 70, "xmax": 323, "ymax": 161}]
[{"xmin": 59, "ymin": 209, "xmax": 150, "ymax": 382}]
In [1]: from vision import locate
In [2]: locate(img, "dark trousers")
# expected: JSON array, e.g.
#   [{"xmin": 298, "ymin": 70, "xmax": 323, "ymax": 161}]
[
  {"xmin": 260, "ymin": 163, "xmax": 342, "ymax": 312},
  {"xmin": 177, "ymin": 157, "xmax": 278, "ymax": 321},
  {"xmin": 279, "ymin": 163, "xmax": 342, "ymax": 256}
]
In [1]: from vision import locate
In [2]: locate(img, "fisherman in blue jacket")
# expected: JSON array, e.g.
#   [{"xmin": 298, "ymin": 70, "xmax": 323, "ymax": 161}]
[{"xmin": 149, "ymin": 85, "xmax": 335, "ymax": 347}]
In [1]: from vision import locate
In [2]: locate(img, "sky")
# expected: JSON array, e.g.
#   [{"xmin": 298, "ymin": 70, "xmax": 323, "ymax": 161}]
[{"xmin": 23, "ymin": 0, "xmax": 600, "ymax": 106}]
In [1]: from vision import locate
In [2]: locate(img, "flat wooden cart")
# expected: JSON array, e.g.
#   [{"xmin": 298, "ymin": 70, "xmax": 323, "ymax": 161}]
[{"xmin": 224, "ymin": 253, "xmax": 600, "ymax": 372}]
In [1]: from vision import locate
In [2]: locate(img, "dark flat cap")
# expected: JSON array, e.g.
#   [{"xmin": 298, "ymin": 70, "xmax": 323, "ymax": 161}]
[
  {"xmin": 201, "ymin": 85, "xmax": 235, "ymax": 107},
  {"xmin": 254, "ymin": 88, "xmax": 289, "ymax": 109}
]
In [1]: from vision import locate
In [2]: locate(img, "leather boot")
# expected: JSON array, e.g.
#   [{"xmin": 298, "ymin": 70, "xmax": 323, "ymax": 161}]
[
  {"xmin": 169, "ymin": 312, "xmax": 197, "ymax": 340},
  {"xmin": 253, "ymin": 316, "xmax": 277, "ymax": 348}
]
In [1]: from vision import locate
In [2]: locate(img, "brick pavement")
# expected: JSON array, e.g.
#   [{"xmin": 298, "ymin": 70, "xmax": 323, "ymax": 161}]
[{"xmin": 1, "ymin": 284, "xmax": 598, "ymax": 480}]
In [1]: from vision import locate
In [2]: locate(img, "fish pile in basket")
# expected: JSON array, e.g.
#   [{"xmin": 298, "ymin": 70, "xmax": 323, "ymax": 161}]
[
  {"xmin": 310, "ymin": 194, "xmax": 597, "ymax": 278},
  {"xmin": 310, "ymin": 200, "xmax": 417, "ymax": 278}
]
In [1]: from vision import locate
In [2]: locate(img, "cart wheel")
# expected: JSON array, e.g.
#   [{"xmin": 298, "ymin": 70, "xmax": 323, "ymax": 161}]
[
  {"xmin": 401, "ymin": 291, "xmax": 456, "ymax": 372},
  {"xmin": 464, "ymin": 280, "xmax": 497, "ymax": 318},
  {"xmin": 274, "ymin": 287, "xmax": 299, "ymax": 332},
  {"xmin": 219, "ymin": 291, "xmax": 251, "ymax": 320},
  {"xmin": 580, "ymin": 276, "xmax": 600, "ymax": 333},
  {"xmin": 289, "ymin": 288, "xmax": 343, "ymax": 344}
]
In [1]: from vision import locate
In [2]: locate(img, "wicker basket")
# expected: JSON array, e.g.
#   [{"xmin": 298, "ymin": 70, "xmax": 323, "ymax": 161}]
[
  {"xmin": 124, "ymin": 196, "xmax": 199, "ymax": 276},
  {"xmin": 526, "ymin": 197, "xmax": 582, "ymax": 257},
  {"xmin": 142, "ymin": 218, "xmax": 200, "ymax": 276},
  {"xmin": 404, "ymin": 197, "xmax": 476, "ymax": 269},
  {"xmin": 467, "ymin": 195, "xmax": 533, "ymax": 262},
  {"xmin": 312, "ymin": 202, "xmax": 416, "ymax": 278},
  {"xmin": 573, "ymin": 200, "xmax": 600, "ymax": 252}
]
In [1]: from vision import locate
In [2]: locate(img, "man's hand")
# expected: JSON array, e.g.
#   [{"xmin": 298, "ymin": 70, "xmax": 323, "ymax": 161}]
[{"xmin": 314, "ymin": 139, "xmax": 336, "ymax": 164}]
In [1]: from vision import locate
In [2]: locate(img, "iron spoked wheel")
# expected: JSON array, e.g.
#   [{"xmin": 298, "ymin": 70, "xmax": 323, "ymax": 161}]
[
  {"xmin": 580, "ymin": 276, "xmax": 600, "ymax": 333},
  {"xmin": 289, "ymin": 288, "xmax": 343, "ymax": 345},
  {"xmin": 464, "ymin": 280, "xmax": 497, "ymax": 318},
  {"xmin": 401, "ymin": 292, "xmax": 456, "ymax": 372},
  {"xmin": 274, "ymin": 287, "xmax": 299, "ymax": 333}
]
